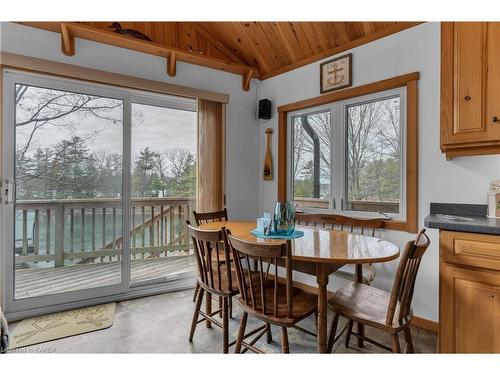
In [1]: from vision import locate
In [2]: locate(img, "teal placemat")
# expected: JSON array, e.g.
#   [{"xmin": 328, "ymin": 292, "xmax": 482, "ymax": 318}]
[{"xmin": 250, "ymin": 229, "xmax": 304, "ymax": 239}]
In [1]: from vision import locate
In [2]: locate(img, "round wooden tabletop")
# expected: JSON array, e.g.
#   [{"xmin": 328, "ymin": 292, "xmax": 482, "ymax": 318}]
[{"xmin": 199, "ymin": 220, "xmax": 400, "ymax": 265}]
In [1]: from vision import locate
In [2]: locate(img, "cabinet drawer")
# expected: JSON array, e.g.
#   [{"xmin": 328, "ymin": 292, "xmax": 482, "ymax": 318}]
[{"xmin": 441, "ymin": 230, "xmax": 500, "ymax": 271}]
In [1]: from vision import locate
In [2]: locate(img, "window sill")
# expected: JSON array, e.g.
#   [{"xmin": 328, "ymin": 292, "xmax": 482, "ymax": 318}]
[{"xmin": 382, "ymin": 219, "xmax": 415, "ymax": 233}]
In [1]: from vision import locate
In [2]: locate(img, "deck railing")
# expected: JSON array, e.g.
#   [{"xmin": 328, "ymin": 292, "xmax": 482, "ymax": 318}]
[{"xmin": 14, "ymin": 197, "xmax": 195, "ymax": 268}]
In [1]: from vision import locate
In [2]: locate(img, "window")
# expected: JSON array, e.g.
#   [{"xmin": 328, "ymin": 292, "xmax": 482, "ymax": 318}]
[
  {"xmin": 289, "ymin": 87, "xmax": 406, "ymax": 219},
  {"xmin": 291, "ymin": 110, "xmax": 331, "ymax": 209}
]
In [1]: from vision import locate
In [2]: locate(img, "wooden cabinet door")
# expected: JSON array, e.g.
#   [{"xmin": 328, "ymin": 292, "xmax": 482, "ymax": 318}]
[
  {"xmin": 441, "ymin": 22, "xmax": 500, "ymax": 148},
  {"xmin": 486, "ymin": 22, "xmax": 500, "ymax": 135},
  {"xmin": 440, "ymin": 262, "xmax": 500, "ymax": 353}
]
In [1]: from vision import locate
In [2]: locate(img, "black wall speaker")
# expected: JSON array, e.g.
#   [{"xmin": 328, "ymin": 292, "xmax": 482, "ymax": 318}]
[{"xmin": 258, "ymin": 98, "xmax": 272, "ymax": 120}]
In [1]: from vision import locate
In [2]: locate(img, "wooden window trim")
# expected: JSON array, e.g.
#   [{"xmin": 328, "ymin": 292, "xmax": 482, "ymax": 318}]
[
  {"xmin": 277, "ymin": 72, "xmax": 419, "ymax": 233},
  {"xmin": 0, "ymin": 52, "xmax": 229, "ymax": 103}
]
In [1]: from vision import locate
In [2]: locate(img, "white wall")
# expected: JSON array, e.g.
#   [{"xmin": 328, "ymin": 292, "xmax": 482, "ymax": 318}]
[
  {"xmin": 256, "ymin": 22, "xmax": 500, "ymax": 322},
  {"xmin": 3, "ymin": 22, "xmax": 500, "ymax": 322},
  {"xmin": 0, "ymin": 22, "xmax": 260, "ymax": 221}
]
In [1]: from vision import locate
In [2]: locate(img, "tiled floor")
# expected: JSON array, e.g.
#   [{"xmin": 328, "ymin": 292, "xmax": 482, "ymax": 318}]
[{"xmin": 9, "ymin": 288, "xmax": 437, "ymax": 353}]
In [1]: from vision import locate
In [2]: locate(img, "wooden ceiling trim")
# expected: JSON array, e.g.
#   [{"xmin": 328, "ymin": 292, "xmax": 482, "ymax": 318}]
[
  {"xmin": 259, "ymin": 22, "xmax": 423, "ymax": 80},
  {"xmin": 20, "ymin": 22, "xmax": 260, "ymax": 79},
  {"xmin": 18, "ymin": 21, "xmax": 425, "ymax": 90}
]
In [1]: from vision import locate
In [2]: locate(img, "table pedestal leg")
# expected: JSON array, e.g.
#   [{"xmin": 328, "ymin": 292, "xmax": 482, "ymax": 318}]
[{"xmin": 316, "ymin": 263, "xmax": 329, "ymax": 353}]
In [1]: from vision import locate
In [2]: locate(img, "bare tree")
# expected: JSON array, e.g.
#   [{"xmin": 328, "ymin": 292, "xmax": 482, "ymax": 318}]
[
  {"xmin": 15, "ymin": 84, "xmax": 122, "ymax": 175},
  {"xmin": 375, "ymin": 98, "xmax": 400, "ymax": 157},
  {"xmin": 292, "ymin": 111, "xmax": 331, "ymax": 199},
  {"xmin": 346, "ymin": 101, "xmax": 382, "ymax": 200},
  {"xmin": 165, "ymin": 149, "xmax": 194, "ymax": 178}
]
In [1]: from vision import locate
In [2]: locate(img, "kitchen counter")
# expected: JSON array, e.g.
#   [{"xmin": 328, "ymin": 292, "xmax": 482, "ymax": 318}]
[{"xmin": 424, "ymin": 203, "xmax": 500, "ymax": 235}]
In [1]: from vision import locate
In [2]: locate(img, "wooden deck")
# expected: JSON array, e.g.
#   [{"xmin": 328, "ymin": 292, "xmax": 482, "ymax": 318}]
[{"xmin": 14, "ymin": 256, "xmax": 196, "ymax": 299}]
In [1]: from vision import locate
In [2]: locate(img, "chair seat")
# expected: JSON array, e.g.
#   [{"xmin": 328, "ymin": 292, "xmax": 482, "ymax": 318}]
[
  {"xmin": 328, "ymin": 282, "xmax": 410, "ymax": 332},
  {"xmin": 237, "ymin": 279, "xmax": 317, "ymax": 327},
  {"xmin": 198, "ymin": 264, "xmax": 239, "ymax": 296}
]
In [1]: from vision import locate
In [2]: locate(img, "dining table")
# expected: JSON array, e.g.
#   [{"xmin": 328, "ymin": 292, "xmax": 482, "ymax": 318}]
[{"xmin": 199, "ymin": 220, "xmax": 400, "ymax": 353}]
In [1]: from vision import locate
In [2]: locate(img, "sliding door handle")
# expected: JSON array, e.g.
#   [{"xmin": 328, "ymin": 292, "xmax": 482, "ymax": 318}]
[{"xmin": 2, "ymin": 180, "xmax": 14, "ymax": 204}]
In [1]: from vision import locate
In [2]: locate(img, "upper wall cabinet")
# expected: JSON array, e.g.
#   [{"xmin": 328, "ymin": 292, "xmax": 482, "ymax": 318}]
[{"xmin": 441, "ymin": 22, "xmax": 500, "ymax": 159}]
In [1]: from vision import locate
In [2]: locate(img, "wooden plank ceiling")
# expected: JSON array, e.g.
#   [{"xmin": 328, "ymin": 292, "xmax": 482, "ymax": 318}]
[{"xmin": 20, "ymin": 22, "xmax": 421, "ymax": 91}]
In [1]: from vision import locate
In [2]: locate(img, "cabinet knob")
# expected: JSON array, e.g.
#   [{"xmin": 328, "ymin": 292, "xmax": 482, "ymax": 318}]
[
  {"xmin": 464, "ymin": 96, "xmax": 471, "ymax": 101},
  {"xmin": 494, "ymin": 116, "xmax": 499, "ymax": 123}
]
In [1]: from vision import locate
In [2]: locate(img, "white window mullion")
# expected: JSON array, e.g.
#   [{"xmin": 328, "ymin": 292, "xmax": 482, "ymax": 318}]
[{"xmin": 331, "ymin": 102, "xmax": 343, "ymax": 213}]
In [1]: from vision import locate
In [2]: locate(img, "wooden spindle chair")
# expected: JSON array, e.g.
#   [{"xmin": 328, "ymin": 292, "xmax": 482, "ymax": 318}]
[
  {"xmin": 226, "ymin": 230, "xmax": 317, "ymax": 353},
  {"xmin": 191, "ymin": 208, "xmax": 230, "ymax": 315},
  {"xmin": 193, "ymin": 208, "xmax": 228, "ymax": 225},
  {"xmin": 326, "ymin": 229, "xmax": 431, "ymax": 353},
  {"xmin": 187, "ymin": 223, "xmax": 238, "ymax": 353},
  {"xmin": 295, "ymin": 213, "xmax": 384, "ymax": 284}
]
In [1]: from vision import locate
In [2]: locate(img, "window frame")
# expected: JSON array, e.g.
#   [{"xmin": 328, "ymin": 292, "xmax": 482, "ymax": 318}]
[
  {"xmin": 278, "ymin": 72, "xmax": 419, "ymax": 233},
  {"xmin": 287, "ymin": 87, "xmax": 406, "ymax": 220}
]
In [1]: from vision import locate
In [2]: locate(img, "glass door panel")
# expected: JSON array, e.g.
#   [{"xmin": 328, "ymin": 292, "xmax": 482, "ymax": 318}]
[
  {"xmin": 13, "ymin": 82, "xmax": 123, "ymax": 299},
  {"xmin": 130, "ymin": 101, "xmax": 197, "ymax": 285}
]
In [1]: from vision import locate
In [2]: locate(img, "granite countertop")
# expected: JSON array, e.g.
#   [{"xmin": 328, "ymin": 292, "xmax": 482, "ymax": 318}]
[{"xmin": 424, "ymin": 203, "xmax": 500, "ymax": 235}]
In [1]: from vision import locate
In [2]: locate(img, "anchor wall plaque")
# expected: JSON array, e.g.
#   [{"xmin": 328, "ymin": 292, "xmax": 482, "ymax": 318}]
[{"xmin": 320, "ymin": 53, "xmax": 352, "ymax": 94}]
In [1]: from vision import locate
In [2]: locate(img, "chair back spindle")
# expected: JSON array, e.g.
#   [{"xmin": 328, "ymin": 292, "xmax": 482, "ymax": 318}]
[
  {"xmin": 226, "ymin": 230, "xmax": 294, "ymax": 319},
  {"xmin": 295, "ymin": 213, "xmax": 383, "ymax": 237},
  {"xmin": 386, "ymin": 229, "xmax": 430, "ymax": 325},
  {"xmin": 187, "ymin": 222, "xmax": 235, "ymax": 295}
]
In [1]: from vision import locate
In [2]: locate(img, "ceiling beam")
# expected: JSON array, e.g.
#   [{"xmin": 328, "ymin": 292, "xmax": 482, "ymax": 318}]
[
  {"xmin": 189, "ymin": 22, "xmax": 247, "ymax": 66},
  {"xmin": 60, "ymin": 23, "xmax": 75, "ymax": 56},
  {"xmin": 20, "ymin": 22, "xmax": 260, "ymax": 81},
  {"xmin": 259, "ymin": 22, "xmax": 423, "ymax": 80}
]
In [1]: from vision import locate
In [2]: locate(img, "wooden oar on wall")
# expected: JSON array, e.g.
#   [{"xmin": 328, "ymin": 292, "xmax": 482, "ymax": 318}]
[{"xmin": 263, "ymin": 128, "xmax": 273, "ymax": 180}]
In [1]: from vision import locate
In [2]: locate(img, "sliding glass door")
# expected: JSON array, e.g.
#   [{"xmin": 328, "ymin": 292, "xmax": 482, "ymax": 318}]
[
  {"xmin": 129, "ymin": 97, "xmax": 197, "ymax": 286},
  {"xmin": 1, "ymin": 70, "xmax": 197, "ymax": 316},
  {"xmin": 12, "ymin": 80, "xmax": 124, "ymax": 300}
]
